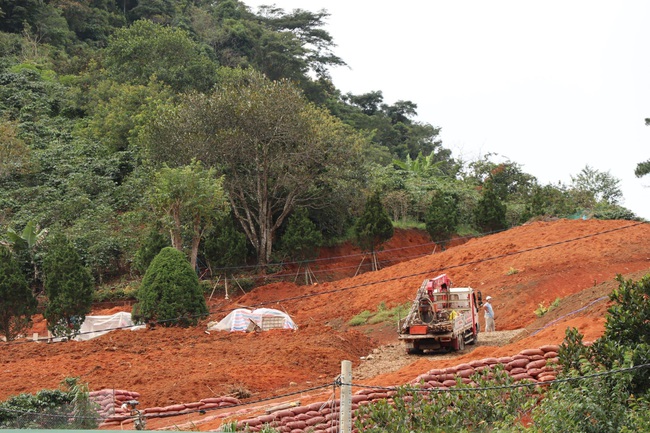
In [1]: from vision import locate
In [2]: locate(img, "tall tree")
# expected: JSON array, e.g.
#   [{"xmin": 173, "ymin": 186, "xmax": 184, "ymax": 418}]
[
  {"xmin": 570, "ymin": 165, "xmax": 622, "ymax": 206},
  {"xmin": 0, "ymin": 246, "xmax": 38, "ymax": 341},
  {"xmin": 475, "ymin": 179, "xmax": 507, "ymax": 233},
  {"xmin": 637, "ymin": 119, "xmax": 650, "ymax": 177},
  {"xmin": 144, "ymin": 69, "xmax": 364, "ymax": 267},
  {"xmin": 354, "ymin": 191, "xmax": 394, "ymax": 270},
  {"xmin": 102, "ymin": 19, "xmax": 218, "ymax": 93},
  {"xmin": 42, "ymin": 233, "xmax": 94, "ymax": 338},
  {"xmin": 425, "ymin": 190, "xmax": 459, "ymax": 248},
  {"xmin": 149, "ymin": 160, "xmax": 229, "ymax": 271}
]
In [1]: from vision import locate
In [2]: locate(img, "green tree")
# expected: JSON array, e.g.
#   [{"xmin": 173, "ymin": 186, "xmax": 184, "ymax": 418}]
[
  {"xmin": 41, "ymin": 233, "xmax": 94, "ymax": 338},
  {"xmin": 279, "ymin": 207, "xmax": 323, "ymax": 262},
  {"xmin": 148, "ymin": 160, "xmax": 229, "ymax": 271},
  {"xmin": 354, "ymin": 191, "xmax": 394, "ymax": 270},
  {"xmin": 474, "ymin": 179, "xmax": 507, "ymax": 233},
  {"xmin": 0, "ymin": 246, "xmax": 38, "ymax": 341},
  {"xmin": 202, "ymin": 214, "xmax": 248, "ymax": 299},
  {"xmin": 279, "ymin": 207, "xmax": 322, "ymax": 284},
  {"xmin": 570, "ymin": 165, "xmax": 623, "ymax": 206},
  {"xmin": 425, "ymin": 190, "xmax": 459, "ymax": 248},
  {"xmin": 144, "ymin": 69, "xmax": 364, "ymax": 267},
  {"xmin": 132, "ymin": 223, "xmax": 170, "ymax": 275},
  {"xmin": 103, "ymin": 20, "xmax": 218, "ymax": 93},
  {"xmin": 132, "ymin": 247, "xmax": 208, "ymax": 327},
  {"xmin": 202, "ymin": 214, "xmax": 248, "ymax": 275},
  {"xmin": 591, "ymin": 274, "xmax": 650, "ymax": 394}
]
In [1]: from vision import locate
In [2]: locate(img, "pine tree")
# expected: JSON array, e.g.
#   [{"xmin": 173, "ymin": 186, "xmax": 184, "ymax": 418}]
[
  {"xmin": 280, "ymin": 208, "xmax": 323, "ymax": 262},
  {"xmin": 42, "ymin": 233, "xmax": 94, "ymax": 338},
  {"xmin": 425, "ymin": 190, "xmax": 459, "ymax": 248},
  {"xmin": 132, "ymin": 247, "xmax": 208, "ymax": 327},
  {"xmin": 474, "ymin": 180, "xmax": 507, "ymax": 232},
  {"xmin": 0, "ymin": 246, "xmax": 38, "ymax": 341},
  {"xmin": 354, "ymin": 192, "xmax": 394, "ymax": 270}
]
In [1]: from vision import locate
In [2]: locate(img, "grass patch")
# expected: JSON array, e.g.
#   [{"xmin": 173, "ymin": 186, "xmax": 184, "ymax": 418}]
[
  {"xmin": 349, "ymin": 302, "xmax": 411, "ymax": 326},
  {"xmin": 535, "ymin": 297, "xmax": 561, "ymax": 317},
  {"xmin": 506, "ymin": 267, "xmax": 520, "ymax": 275},
  {"xmin": 392, "ymin": 219, "xmax": 426, "ymax": 230}
]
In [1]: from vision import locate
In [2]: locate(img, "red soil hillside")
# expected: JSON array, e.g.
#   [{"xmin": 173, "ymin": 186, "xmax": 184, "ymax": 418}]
[{"xmin": 0, "ymin": 219, "xmax": 648, "ymax": 427}]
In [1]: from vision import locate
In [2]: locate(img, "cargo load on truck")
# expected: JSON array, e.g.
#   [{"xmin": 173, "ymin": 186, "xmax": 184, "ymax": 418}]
[{"xmin": 398, "ymin": 274, "xmax": 482, "ymax": 354}]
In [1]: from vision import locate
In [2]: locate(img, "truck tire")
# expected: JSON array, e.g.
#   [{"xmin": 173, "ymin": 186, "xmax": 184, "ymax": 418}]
[
  {"xmin": 407, "ymin": 347, "xmax": 424, "ymax": 355},
  {"xmin": 454, "ymin": 336, "xmax": 465, "ymax": 351}
]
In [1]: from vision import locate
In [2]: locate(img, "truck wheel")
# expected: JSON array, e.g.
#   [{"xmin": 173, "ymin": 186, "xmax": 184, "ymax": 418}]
[
  {"xmin": 407, "ymin": 347, "xmax": 424, "ymax": 355},
  {"xmin": 455, "ymin": 336, "xmax": 465, "ymax": 351}
]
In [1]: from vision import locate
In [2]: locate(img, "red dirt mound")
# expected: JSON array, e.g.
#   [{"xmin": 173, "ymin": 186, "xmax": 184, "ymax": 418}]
[{"xmin": 0, "ymin": 219, "xmax": 648, "ymax": 428}]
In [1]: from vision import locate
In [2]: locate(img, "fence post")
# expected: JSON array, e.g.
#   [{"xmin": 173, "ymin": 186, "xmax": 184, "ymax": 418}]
[{"xmin": 340, "ymin": 360, "xmax": 352, "ymax": 433}]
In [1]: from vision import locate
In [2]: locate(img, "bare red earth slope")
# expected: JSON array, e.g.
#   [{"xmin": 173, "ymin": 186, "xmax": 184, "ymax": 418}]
[{"xmin": 0, "ymin": 219, "xmax": 648, "ymax": 414}]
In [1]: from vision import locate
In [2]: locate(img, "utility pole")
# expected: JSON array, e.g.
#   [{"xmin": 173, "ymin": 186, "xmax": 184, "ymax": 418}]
[{"xmin": 339, "ymin": 360, "xmax": 352, "ymax": 433}]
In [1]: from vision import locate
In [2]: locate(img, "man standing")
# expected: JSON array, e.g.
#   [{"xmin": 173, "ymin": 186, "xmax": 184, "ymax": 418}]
[{"xmin": 483, "ymin": 296, "xmax": 495, "ymax": 332}]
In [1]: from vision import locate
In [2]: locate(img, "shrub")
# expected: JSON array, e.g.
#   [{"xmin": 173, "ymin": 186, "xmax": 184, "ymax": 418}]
[
  {"xmin": 132, "ymin": 247, "xmax": 208, "ymax": 326},
  {"xmin": 42, "ymin": 233, "xmax": 94, "ymax": 338},
  {"xmin": 0, "ymin": 377, "xmax": 100, "ymax": 429},
  {"xmin": 0, "ymin": 246, "xmax": 38, "ymax": 341}
]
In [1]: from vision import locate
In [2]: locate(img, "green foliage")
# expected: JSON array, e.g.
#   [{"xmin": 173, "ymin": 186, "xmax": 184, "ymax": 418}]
[
  {"xmin": 355, "ymin": 366, "xmax": 537, "ymax": 432},
  {"xmin": 0, "ymin": 377, "xmax": 100, "ymax": 429},
  {"xmin": 534, "ymin": 297, "xmax": 560, "ymax": 317},
  {"xmin": 0, "ymin": 246, "xmax": 37, "ymax": 341},
  {"xmin": 348, "ymin": 302, "xmax": 410, "ymax": 326},
  {"xmin": 132, "ymin": 247, "xmax": 208, "ymax": 327},
  {"xmin": 144, "ymin": 68, "xmax": 364, "ymax": 266},
  {"xmin": 42, "ymin": 232, "xmax": 94, "ymax": 338},
  {"xmin": 348, "ymin": 310, "xmax": 372, "ymax": 326},
  {"xmin": 279, "ymin": 207, "xmax": 323, "ymax": 262},
  {"xmin": 149, "ymin": 160, "xmax": 229, "ymax": 270},
  {"xmin": 570, "ymin": 165, "xmax": 623, "ymax": 206},
  {"xmin": 590, "ymin": 274, "xmax": 650, "ymax": 394},
  {"xmin": 425, "ymin": 190, "xmax": 459, "ymax": 247},
  {"xmin": 530, "ymin": 361, "xmax": 639, "ymax": 433},
  {"xmin": 103, "ymin": 20, "xmax": 218, "ymax": 93},
  {"xmin": 133, "ymin": 224, "xmax": 170, "ymax": 275},
  {"xmin": 354, "ymin": 191, "xmax": 394, "ymax": 254},
  {"xmin": 474, "ymin": 179, "xmax": 507, "ymax": 232},
  {"xmin": 202, "ymin": 214, "xmax": 248, "ymax": 276}
]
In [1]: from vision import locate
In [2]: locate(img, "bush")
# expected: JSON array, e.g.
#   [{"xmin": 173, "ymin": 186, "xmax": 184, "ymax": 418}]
[
  {"xmin": 132, "ymin": 247, "xmax": 208, "ymax": 327},
  {"xmin": 0, "ymin": 377, "xmax": 100, "ymax": 429},
  {"xmin": 0, "ymin": 246, "xmax": 38, "ymax": 341},
  {"xmin": 42, "ymin": 233, "xmax": 94, "ymax": 338}
]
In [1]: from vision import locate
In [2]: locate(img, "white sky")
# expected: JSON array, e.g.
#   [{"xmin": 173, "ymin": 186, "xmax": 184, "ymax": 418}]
[{"xmin": 246, "ymin": 1, "xmax": 650, "ymax": 219}]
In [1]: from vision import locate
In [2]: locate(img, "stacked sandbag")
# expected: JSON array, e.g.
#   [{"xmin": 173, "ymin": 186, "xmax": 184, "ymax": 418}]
[
  {"xmin": 236, "ymin": 401, "xmax": 347, "ymax": 433},
  {"xmin": 411, "ymin": 344, "xmax": 561, "ymax": 387},
  {"xmin": 228, "ymin": 345, "xmax": 563, "ymax": 433},
  {"xmin": 89, "ymin": 389, "xmax": 140, "ymax": 420},
  {"xmin": 93, "ymin": 390, "xmax": 241, "ymax": 428}
]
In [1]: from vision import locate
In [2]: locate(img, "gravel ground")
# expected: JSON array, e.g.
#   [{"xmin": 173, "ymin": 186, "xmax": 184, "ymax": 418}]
[{"xmin": 354, "ymin": 329, "xmax": 527, "ymax": 380}]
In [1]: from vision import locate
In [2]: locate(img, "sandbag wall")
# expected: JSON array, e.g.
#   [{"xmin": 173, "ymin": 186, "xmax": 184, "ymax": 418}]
[
  {"xmin": 231, "ymin": 344, "xmax": 561, "ymax": 433},
  {"xmin": 89, "ymin": 389, "xmax": 240, "ymax": 428}
]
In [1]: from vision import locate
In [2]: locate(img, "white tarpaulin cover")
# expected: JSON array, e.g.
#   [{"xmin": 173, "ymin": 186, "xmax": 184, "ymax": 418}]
[
  {"xmin": 207, "ymin": 308, "xmax": 297, "ymax": 332},
  {"xmin": 74, "ymin": 311, "xmax": 145, "ymax": 341}
]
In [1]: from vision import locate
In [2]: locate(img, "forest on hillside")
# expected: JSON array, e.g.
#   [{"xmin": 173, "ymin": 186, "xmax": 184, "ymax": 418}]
[{"xmin": 0, "ymin": 0, "xmax": 641, "ymax": 288}]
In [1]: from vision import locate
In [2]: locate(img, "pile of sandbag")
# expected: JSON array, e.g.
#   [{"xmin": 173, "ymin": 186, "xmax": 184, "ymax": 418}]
[
  {"xmin": 230, "ymin": 345, "xmax": 562, "ymax": 433},
  {"xmin": 410, "ymin": 344, "xmax": 560, "ymax": 387},
  {"xmin": 91, "ymin": 390, "xmax": 241, "ymax": 428},
  {"xmin": 89, "ymin": 389, "xmax": 140, "ymax": 420}
]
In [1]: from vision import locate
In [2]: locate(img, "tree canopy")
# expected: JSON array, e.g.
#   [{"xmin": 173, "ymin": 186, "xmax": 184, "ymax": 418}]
[{"xmin": 144, "ymin": 69, "xmax": 365, "ymax": 266}]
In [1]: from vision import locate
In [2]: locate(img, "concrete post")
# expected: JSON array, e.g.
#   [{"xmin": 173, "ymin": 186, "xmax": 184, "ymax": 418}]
[{"xmin": 340, "ymin": 360, "xmax": 352, "ymax": 433}]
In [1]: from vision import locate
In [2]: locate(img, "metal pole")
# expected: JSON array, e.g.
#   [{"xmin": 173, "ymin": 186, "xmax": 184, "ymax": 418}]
[{"xmin": 340, "ymin": 360, "xmax": 352, "ymax": 433}]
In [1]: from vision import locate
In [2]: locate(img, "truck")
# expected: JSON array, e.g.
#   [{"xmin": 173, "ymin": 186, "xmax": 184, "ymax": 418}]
[{"xmin": 398, "ymin": 274, "xmax": 482, "ymax": 354}]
